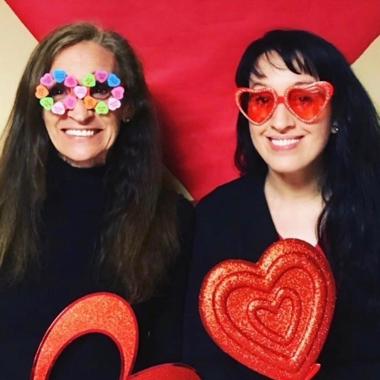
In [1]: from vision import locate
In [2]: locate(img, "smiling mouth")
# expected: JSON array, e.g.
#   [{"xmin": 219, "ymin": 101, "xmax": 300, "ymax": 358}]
[
  {"xmin": 269, "ymin": 137, "xmax": 301, "ymax": 147},
  {"xmin": 62, "ymin": 129, "xmax": 101, "ymax": 137}
]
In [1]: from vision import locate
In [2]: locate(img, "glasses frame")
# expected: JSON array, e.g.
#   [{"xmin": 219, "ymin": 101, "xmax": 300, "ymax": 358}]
[{"xmin": 235, "ymin": 81, "xmax": 334, "ymax": 125}]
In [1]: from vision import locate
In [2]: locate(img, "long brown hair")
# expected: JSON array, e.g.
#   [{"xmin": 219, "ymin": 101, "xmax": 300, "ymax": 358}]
[{"xmin": 0, "ymin": 23, "xmax": 180, "ymax": 302}]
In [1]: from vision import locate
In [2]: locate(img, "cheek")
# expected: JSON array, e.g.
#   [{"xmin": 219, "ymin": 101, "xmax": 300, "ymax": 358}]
[
  {"xmin": 315, "ymin": 112, "xmax": 332, "ymax": 146},
  {"xmin": 248, "ymin": 124, "xmax": 265, "ymax": 150},
  {"xmin": 104, "ymin": 114, "xmax": 122, "ymax": 142},
  {"xmin": 42, "ymin": 111, "xmax": 59, "ymax": 134},
  {"xmin": 42, "ymin": 110, "xmax": 51, "ymax": 127},
  {"xmin": 319, "ymin": 128, "xmax": 332, "ymax": 155},
  {"xmin": 319, "ymin": 106, "xmax": 332, "ymax": 134}
]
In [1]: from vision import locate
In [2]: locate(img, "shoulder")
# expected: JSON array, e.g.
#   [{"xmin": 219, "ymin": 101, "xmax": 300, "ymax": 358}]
[
  {"xmin": 197, "ymin": 175, "xmax": 263, "ymax": 217},
  {"xmin": 157, "ymin": 188, "xmax": 194, "ymax": 227},
  {"xmin": 192, "ymin": 174, "xmax": 277, "ymax": 262},
  {"xmin": 193, "ymin": 175, "xmax": 268, "ymax": 257},
  {"xmin": 173, "ymin": 193, "xmax": 195, "ymax": 254},
  {"xmin": 176, "ymin": 194, "xmax": 195, "ymax": 222}
]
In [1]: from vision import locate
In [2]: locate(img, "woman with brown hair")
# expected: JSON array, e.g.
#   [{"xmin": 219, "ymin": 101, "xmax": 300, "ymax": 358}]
[{"xmin": 0, "ymin": 23, "xmax": 193, "ymax": 379}]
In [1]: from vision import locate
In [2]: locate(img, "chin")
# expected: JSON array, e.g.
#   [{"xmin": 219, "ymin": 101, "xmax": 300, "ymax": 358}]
[
  {"xmin": 266, "ymin": 161, "xmax": 301, "ymax": 174},
  {"xmin": 269, "ymin": 162, "xmax": 321, "ymax": 178}
]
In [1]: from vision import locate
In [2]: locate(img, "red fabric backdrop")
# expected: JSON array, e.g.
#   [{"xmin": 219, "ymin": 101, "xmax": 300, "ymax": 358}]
[{"xmin": 6, "ymin": 0, "xmax": 380, "ymax": 199}]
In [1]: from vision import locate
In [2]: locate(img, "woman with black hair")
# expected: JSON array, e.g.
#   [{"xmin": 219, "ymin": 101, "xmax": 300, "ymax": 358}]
[
  {"xmin": 0, "ymin": 23, "xmax": 193, "ymax": 379},
  {"xmin": 184, "ymin": 29, "xmax": 380, "ymax": 379}
]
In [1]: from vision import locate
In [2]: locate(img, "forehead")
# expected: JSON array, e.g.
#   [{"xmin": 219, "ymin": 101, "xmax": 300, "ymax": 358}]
[
  {"xmin": 249, "ymin": 52, "xmax": 316, "ymax": 87},
  {"xmin": 50, "ymin": 41, "xmax": 117, "ymax": 78}
]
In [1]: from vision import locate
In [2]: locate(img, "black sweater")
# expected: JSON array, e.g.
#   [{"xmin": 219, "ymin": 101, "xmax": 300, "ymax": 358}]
[
  {"xmin": 183, "ymin": 175, "xmax": 380, "ymax": 379},
  {"xmin": 0, "ymin": 153, "xmax": 194, "ymax": 379}
]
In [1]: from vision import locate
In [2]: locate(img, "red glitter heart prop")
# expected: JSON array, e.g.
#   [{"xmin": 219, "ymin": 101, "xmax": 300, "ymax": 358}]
[
  {"xmin": 31, "ymin": 292, "xmax": 200, "ymax": 380},
  {"xmin": 199, "ymin": 239, "xmax": 336, "ymax": 380}
]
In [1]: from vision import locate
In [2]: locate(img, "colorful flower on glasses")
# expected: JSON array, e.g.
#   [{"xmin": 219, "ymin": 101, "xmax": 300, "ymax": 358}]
[
  {"xmin": 36, "ymin": 70, "xmax": 125, "ymax": 115},
  {"xmin": 35, "ymin": 85, "xmax": 49, "ymax": 99},
  {"xmin": 64, "ymin": 75, "xmax": 78, "ymax": 88},
  {"xmin": 82, "ymin": 73, "xmax": 96, "ymax": 87},
  {"xmin": 39, "ymin": 97, "xmax": 54, "ymax": 111},
  {"xmin": 74, "ymin": 86, "xmax": 87, "ymax": 99},
  {"xmin": 63, "ymin": 96, "xmax": 77, "ymax": 110},
  {"xmin": 108, "ymin": 97, "xmax": 121, "ymax": 111},
  {"xmin": 111, "ymin": 86, "xmax": 124, "ymax": 100},
  {"xmin": 52, "ymin": 69, "xmax": 67, "ymax": 83},
  {"xmin": 84, "ymin": 96, "xmax": 98, "ymax": 110},
  {"xmin": 107, "ymin": 73, "xmax": 121, "ymax": 87},
  {"xmin": 95, "ymin": 101, "xmax": 109, "ymax": 115},
  {"xmin": 51, "ymin": 101, "xmax": 65, "ymax": 115},
  {"xmin": 95, "ymin": 70, "xmax": 108, "ymax": 83},
  {"xmin": 40, "ymin": 73, "xmax": 55, "ymax": 88}
]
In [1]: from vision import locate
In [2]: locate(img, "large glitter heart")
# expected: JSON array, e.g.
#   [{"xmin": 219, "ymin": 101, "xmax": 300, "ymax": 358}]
[
  {"xmin": 31, "ymin": 292, "xmax": 200, "ymax": 380},
  {"xmin": 199, "ymin": 239, "xmax": 336, "ymax": 380}
]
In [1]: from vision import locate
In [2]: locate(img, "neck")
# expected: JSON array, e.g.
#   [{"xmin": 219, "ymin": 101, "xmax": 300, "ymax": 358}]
[
  {"xmin": 59, "ymin": 153, "xmax": 105, "ymax": 168},
  {"xmin": 265, "ymin": 167, "xmax": 322, "ymax": 201},
  {"xmin": 264, "ymin": 167, "xmax": 325, "ymax": 246}
]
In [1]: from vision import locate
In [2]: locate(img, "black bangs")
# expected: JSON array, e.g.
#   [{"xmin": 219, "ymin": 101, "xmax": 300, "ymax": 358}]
[
  {"xmin": 249, "ymin": 49, "xmax": 318, "ymax": 80},
  {"xmin": 235, "ymin": 30, "xmax": 339, "ymax": 87}
]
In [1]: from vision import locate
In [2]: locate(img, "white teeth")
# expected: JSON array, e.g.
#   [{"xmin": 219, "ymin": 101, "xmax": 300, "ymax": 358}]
[
  {"xmin": 271, "ymin": 138, "xmax": 299, "ymax": 146},
  {"xmin": 65, "ymin": 129, "xmax": 96, "ymax": 137}
]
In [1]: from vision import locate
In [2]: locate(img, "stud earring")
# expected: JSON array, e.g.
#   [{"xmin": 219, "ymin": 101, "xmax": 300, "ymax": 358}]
[
  {"xmin": 122, "ymin": 114, "xmax": 131, "ymax": 123},
  {"xmin": 331, "ymin": 121, "xmax": 339, "ymax": 134},
  {"xmin": 121, "ymin": 107, "xmax": 132, "ymax": 123}
]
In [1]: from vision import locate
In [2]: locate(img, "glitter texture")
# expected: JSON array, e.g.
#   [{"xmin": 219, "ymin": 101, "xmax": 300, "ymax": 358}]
[
  {"xmin": 31, "ymin": 292, "xmax": 200, "ymax": 380},
  {"xmin": 128, "ymin": 364, "xmax": 201, "ymax": 380},
  {"xmin": 199, "ymin": 239, "xmax": 336, "ymax": 380}
]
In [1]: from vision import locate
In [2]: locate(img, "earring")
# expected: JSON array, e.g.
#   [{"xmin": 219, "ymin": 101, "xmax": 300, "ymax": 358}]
[
  {"xmin": 121, "ymin": 108, "xmax": 131, "ymax": 123},
  {"xmin": 331, "ymin": 121, "xmax": 339, "ymax": 134}
]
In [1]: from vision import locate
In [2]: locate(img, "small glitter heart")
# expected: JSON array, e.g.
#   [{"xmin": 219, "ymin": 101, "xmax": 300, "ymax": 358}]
[
  {"xmin": 108, "ymin": 97, "xmax": 121, "ymax": 111},
  {"xmin": 107, "ymin": 73, "xmax": 121, "ymax": 87},
  {"xmin": 64, "ymin": 75, "xmax": 78, "ymax": 88},
  {"xmin": 52, "ymin": 69, "xmax": 67, "ymax": 83},
  {"xmin": 111, "ymin": 86, "xmax": 125, "ymax": 100},
  {"xmin": 51, "ymin": 101, "xmax": 65, "ymax": 115},
  {"xmin": 95, "ymin": 101, "xmax": 109, "ymax": 114},
  {"xmin": 74, "ymin": 86, "xmax": 87, "ymax": 99},
  {"xmin": 82, "ymin": 73, "xmax": 96, "ymax": 87},
  {"xmin": 39, "ymin": 97, "xmax": 54, "ymax": 110},
  {"xmin": 83, "ymin": 96, "xmax": 98, "ymax": 110},
  {"xmin": 35, "ymin": 85, "xmax": 49, "ymax": 99},
  {"xmin": 40, "ymin": 73, "xmax": 55, "ymax": 88},
  {"xmin": 63, "ymin": 96, "xmax": 77, "ymax": 110},
  {"xmin": 95, "ymin": 70, "xmax": 108, "ymax": 83}
]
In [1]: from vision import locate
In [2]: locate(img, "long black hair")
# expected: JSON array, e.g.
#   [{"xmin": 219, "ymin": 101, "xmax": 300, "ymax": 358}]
[{"xmin": 234, "ymin": 30, "xmax": 380, "ymax": 305}]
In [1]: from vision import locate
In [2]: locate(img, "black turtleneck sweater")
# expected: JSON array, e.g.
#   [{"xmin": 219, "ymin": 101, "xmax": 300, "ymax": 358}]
[{"xmin": 0, "ymin": 153, "xmax": 194, "ymax": 379}]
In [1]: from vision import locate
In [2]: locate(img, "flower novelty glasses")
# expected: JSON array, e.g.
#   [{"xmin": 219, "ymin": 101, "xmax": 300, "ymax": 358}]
[
  {"xmin": 235, "ymin": 81, "xmax": 334, "ymax": 125},
  {"xmin": 35, "ymin": 69, "xmax": 126, "ymax": 115}
]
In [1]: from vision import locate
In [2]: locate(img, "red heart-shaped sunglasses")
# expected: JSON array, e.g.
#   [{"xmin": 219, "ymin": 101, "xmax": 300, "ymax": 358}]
[{"xmin": 235, "ymin": 81, "xmax": 334, "ymax": 125}]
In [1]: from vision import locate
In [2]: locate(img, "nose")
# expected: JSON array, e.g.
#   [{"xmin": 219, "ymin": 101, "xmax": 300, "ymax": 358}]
[
  {"xmin": 67, "ymin": 99, "xmax": 94, "ymax": 124},
  {"xmin": 269, "ymin": 101, "xmax": 296, "ymax": 132}
]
